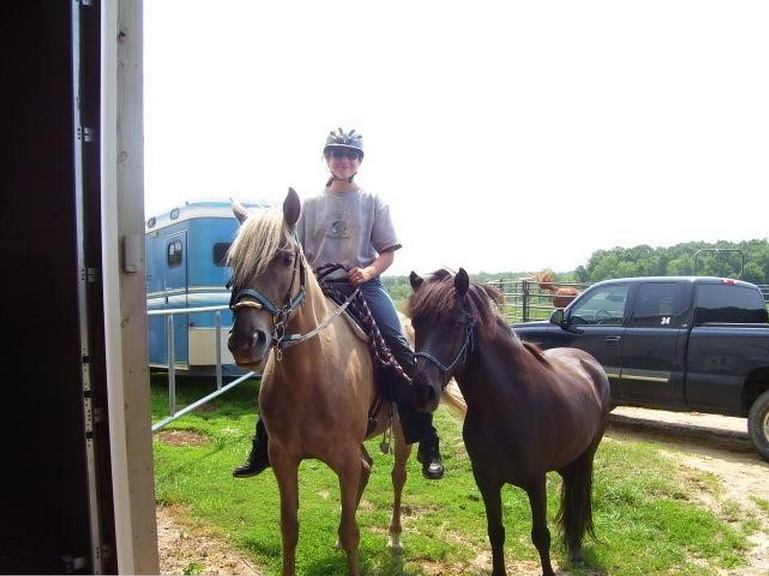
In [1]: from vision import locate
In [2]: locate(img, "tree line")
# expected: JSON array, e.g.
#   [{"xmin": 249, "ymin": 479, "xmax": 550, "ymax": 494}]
[{"xmin": 383, "ymin": 239, "xmax": 769, "ymax": 309}]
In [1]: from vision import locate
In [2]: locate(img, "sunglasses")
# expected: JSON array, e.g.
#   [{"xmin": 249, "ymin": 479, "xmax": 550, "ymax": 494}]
[{"xmin": 327, "ymin": 149, "xmax": 361, "ymax": 161}]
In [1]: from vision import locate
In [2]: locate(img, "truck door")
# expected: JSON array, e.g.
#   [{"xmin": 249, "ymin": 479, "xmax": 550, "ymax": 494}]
[
  {"xmin": 620, "ymin": 281, "xmax": 688, "ymax": 407},
  {"xmin": 563, "ymin": 282, "xmax": 630, "ymax": 403},
  {"xmin": 164, "ymin": 232, "xmax": 189, "ymax": 366}
]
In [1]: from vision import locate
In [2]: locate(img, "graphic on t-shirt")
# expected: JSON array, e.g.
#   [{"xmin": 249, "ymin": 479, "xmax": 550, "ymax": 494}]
[{"xmin": 328, "ymin": 219, "xmax": 353, "ymax": 239}]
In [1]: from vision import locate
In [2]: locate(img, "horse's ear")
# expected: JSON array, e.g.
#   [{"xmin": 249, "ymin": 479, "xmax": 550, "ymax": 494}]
[
  {"xmin": 284, "ymin": 187, "xmax": 301, "ymax": 228},
  {"xmin": 409, "ymin": 271, "xmax": 424, "ymax": 292},
  {"xmin": 231, "ymin": 197, "xmax": 249, "ymax": 224},
  {"xmin": 454, "ymin": 268, "xmax": 470, "ymax": 297}
]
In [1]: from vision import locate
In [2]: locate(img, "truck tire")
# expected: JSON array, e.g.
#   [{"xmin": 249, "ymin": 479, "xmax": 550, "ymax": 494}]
[{"xmin": 748, "ymin": 390, "xmax": 769, "ymax": 462}]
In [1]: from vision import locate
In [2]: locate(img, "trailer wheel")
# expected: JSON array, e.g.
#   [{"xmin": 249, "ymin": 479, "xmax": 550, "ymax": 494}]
[{"xmin": 748, "ymin": 390, "xmax": 769, "ymax": 462}]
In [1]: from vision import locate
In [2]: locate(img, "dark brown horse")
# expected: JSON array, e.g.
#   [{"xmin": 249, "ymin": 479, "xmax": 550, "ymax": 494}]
[{"xmin": 407, "ymin": 268, "xmax": 611, "ymax": 576}]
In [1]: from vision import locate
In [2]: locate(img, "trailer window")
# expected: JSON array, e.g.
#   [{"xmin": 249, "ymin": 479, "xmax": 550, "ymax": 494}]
[
  {"xmin": 167, "ymin": 240, "xmax": 183, "ymax": 268},
  {"xmin": 213, "ymin": 242, "xmax": 231, "ymax": 267}
]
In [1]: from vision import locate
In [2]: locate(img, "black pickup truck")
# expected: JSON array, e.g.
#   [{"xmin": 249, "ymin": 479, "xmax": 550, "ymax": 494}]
[{"xmin": 513, "ymin": 276, "xmax": 769, "ymax": 460}]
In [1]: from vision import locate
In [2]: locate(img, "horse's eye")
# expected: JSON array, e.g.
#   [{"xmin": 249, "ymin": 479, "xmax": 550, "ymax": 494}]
[{"xmin": 282, "ymin": 253, "xmax": 294, "ymax": 267}]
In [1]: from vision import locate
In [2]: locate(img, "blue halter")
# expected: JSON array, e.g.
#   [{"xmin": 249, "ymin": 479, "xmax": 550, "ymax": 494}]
[{"xmin": 229, "ymin": 246, "xmax": 306, "ymax": 350}]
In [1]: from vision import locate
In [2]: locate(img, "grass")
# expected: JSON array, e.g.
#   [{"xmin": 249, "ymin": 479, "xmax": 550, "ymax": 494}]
[{"xmin": 151, "ymin": 374, "xmax": 757, "ymax": 576}]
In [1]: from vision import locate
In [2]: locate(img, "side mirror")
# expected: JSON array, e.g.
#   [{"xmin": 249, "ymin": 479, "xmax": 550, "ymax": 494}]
[{"xmin": 550, "ymin": 308, "xmax": 565, "ymax": 325}]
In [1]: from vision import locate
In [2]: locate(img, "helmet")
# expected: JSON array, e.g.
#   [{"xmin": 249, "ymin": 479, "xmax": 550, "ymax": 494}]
[{"xmin": 323, "ymin": 127, "xmax": 364, "ymax": 158}]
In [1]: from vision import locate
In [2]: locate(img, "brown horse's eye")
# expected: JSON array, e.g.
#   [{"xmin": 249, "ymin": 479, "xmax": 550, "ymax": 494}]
[{"xmin": 281, "ymin": 252, "xmax": 294, "ymax": 267}]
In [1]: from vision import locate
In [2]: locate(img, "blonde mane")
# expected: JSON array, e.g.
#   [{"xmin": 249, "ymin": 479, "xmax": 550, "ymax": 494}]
[{"xmin": 226, "ymin": 208, "xmax": 290, "ymax": 287}]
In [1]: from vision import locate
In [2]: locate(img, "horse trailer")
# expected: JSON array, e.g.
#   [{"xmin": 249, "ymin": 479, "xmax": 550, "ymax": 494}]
[{"xmin": 145, "ymin": 199, "xmax": 271, "ymax": 375}]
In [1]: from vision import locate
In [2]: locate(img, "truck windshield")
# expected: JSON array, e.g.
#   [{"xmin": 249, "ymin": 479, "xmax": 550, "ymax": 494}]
[{"xmin": 694, "ymin": 284, "xmax": 769, "ymax": 324}]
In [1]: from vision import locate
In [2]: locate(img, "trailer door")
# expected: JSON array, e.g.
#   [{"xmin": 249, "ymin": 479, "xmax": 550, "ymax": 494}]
[{"xmin": 164, "ymin": 231, "xmax": 189, "ymax": 365}]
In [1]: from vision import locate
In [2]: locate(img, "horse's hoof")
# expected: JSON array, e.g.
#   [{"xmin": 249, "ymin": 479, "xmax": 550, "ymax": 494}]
[{"xmin": 387, "ymin": 535, "xmax": 403, "ymax": 555}]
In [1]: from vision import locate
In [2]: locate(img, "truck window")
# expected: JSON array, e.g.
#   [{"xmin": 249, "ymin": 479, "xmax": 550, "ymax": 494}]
[
  {"xmin": 630, "ymin": 283, "xmax": 687, "ymax": 328},
  {"xmin": 694, "ymin": 284, "xmax": 769, "ymax": 324},
  {"xmin": 213, "ymin": 242, "xmax": 231, "ymax": 267},
  {"xmin": 570, "ymin": 284, "xmax": 629, "ymax": 325},
  {"xmin": 167, "ymin": 240, "xmax": 183, "ymax": 268}
]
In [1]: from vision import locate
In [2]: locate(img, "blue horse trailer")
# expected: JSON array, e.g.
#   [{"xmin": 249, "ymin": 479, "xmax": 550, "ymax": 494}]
[{"xmin": 145, "ymin": 199, "xmax": 271, "ymax": 375}]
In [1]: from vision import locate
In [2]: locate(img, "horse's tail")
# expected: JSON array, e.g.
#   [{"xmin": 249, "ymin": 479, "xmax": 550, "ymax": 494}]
[
  {"xmin": 440, "ymin": 379, "xmax": 467, "ymax": 419},
  {"xmin": 556, "ymin": 443, "xmax": 599, "ymax": 556}
]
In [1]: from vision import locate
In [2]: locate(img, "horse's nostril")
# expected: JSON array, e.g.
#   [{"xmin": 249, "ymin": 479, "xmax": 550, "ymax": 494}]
[{"xmin": 251, "ymin": 330, "xmax": 268, "ymax": 348}]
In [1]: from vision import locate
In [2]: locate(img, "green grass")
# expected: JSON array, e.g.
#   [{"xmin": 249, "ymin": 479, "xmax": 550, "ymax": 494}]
[{"xmin": 151, "ymin": 374, "xmax": 756, "ymax": 576}]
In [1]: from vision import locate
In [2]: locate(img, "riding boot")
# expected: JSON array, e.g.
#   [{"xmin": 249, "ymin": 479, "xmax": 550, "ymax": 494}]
[
  {"xmin": 416, "ymin": 433, "xmax": 444, "ymax": 480},
  {"xmin": 233, "ymin": 418, "xmax": 270, "ymax": 478}
]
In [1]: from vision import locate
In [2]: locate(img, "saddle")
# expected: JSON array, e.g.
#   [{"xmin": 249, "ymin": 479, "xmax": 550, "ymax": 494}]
[{"xmin": 318, "ymin": 275, "xmax": 403, "ymax": 435}]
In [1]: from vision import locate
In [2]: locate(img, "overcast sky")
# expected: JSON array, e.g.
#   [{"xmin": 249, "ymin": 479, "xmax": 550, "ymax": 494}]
[{"xmin": 144, "ymin": 1, "xmax": 769, "ymax": 276}]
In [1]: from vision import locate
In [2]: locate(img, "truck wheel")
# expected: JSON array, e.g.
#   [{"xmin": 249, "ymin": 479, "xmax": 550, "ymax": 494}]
[{"xmin": 748, "ymin": 390, "xmax": 769, "ymax": 462}]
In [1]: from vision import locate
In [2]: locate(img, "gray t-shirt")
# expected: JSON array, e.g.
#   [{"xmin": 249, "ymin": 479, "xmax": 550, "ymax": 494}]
[{"xmin": 297, "ymin": 188, "xmax": 401, "ymax": 277}]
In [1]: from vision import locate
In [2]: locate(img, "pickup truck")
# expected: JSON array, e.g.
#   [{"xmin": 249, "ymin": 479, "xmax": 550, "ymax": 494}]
[{"xmin": 513, "ymin": 276, "xmax": 769, "ymax": 461}]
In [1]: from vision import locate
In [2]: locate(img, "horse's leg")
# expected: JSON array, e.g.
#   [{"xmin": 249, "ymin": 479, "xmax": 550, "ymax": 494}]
[
  {"xmin": 475, "ymin": 474, "xmax": 507, "ymax": 576},
  {"xmin": 526, "ymin": 475, "xmax": 555, "ymax": 576},
  {"xmin": 356, "ymin": 444, "xmax": 373, "ymax": 507},
  {"xmin": 272, "ymin": 456, "xmax": 300, "ymax": 576},
  {"xmin": 388, "ymin": 416, "xmax": 411, "ymax": 554},
  {"xmin": 336, "ymin": 455, "xmax": 364, "ymax": 576}
]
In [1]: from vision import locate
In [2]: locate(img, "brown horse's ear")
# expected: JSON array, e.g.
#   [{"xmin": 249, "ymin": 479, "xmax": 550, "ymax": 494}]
[
  {"xmin": 454, "ymin": 268, "xmax": 470, "ymax": 297},
  {"xmin": 283, "ymin": 187, "xmax": 302, "ymax": 229},
  {"xmin": 409, "ymin": 271, "xmax": 424, "ymax": 292},
  {"xmin": 284, "ymin": 187, "xmax": 301, "ymax": 228},
  {"xmin": 231, "ymin": 197, "xmax": 250, "ymax": 224}
]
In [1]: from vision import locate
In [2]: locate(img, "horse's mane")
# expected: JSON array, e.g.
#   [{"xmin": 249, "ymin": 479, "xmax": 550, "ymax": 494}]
[
  {"xmin": 226, "ymin": 208, "xmax": 290, "ymax": 287},
  {"xmin": 407, "ymin": 269, "xmax": 505, "ymax": 338}
]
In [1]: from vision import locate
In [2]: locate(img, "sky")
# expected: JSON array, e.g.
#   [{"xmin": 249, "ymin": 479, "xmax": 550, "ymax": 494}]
[{"xmin": 144, "ymin": 1, "xmax": 769, "ymax": 277}]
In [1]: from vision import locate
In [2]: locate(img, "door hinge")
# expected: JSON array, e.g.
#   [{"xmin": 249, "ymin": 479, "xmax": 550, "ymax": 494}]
[{"xmin": 78, "ymin": 126, "xmax": 96, "ymax": 143}]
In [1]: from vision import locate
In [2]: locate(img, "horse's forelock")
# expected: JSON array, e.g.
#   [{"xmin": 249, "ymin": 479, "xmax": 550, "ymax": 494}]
[
  {"xmin": 226, "ymin": 208, "xmax": 291, "ymax": 287},
  {"xmin": 408, "ymin": 269, "xmax": 504, "ymax": 336}
]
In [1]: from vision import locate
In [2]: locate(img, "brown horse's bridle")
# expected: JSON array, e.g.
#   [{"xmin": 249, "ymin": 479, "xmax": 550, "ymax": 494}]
[
  {"xmin": 414, "ymin": 317, "xmax": 476, "ymax": 387},
  {"xmin": 228, "ymin": 249, "xmax": 360, "ymax": 358}
]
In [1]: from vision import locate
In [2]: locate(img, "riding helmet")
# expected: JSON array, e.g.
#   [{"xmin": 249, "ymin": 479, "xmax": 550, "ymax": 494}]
[{"xmin": 323, "ymin": 128, "xmax": 364, "ymax": 159}]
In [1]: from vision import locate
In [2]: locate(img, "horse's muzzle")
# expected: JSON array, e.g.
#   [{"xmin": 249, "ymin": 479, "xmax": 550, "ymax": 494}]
[
  {"xmin": 409, "ymin": 371, "xmax": 441, "ymax": 413},
  {"xmin": 228, "ymin": 323, "xmax": 271, "ymax": 367}
]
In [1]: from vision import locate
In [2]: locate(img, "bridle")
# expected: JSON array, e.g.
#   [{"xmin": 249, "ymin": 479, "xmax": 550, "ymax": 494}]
[
  {"xmin": 414, "ymin": 316, "xmax": 476, "ymax": 388},
  {"xmin": 228, "ymin": 247, "xmax": 359, "ymax": 358}
]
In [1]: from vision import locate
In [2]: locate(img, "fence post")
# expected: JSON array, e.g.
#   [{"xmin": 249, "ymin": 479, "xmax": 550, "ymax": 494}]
[
  {"xmin": 166, "ymin": 315, "xmax": 176, "ymax": 416},
  {"xmin": 522, "ymin": 279, "xmax": 530, "ymax": 323}
]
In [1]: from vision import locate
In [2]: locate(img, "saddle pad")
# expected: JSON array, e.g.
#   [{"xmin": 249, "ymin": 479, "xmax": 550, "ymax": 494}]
[{"xmin": 324, "ymin": 296, "xmax": 369, "ymax": 342}]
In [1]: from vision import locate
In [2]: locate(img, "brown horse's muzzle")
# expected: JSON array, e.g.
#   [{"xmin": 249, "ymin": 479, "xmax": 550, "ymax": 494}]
[
  {"xmin": 228, "ymin": 310, "xmax": 272, "ymax": 368},
  {"xmin": 409, "ymin": 368, "xmax": 442, "ymax": 413}
]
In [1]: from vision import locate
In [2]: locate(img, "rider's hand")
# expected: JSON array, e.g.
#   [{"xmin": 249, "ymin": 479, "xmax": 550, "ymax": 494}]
[{"xmin": 349, "ymin": 266, "xmax": 374, "ymax": 287}]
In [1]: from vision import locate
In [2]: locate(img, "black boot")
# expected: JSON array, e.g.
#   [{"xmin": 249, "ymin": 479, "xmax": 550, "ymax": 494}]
[
  {"xmin": 417, "ymin": 434, "xmax": 444, "ymax": 480},
  {"xmin": 233, "ymin": 419, "xmax": 270, "ymax": 478}
]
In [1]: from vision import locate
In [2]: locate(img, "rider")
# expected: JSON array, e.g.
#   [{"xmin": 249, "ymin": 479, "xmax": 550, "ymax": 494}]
[{"xmin": 233, "ymin": 128, "xmax": 445, "ymax": 480}]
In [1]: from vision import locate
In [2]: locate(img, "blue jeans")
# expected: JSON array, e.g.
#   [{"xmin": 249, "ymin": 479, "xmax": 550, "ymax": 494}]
[{"xmin": 324, "ymin": 277, "xmax": 437, "ymax": 445}]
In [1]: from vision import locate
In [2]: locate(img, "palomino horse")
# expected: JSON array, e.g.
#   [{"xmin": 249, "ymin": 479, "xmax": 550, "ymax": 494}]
[
  {"xmin": 226, "ymin": 188, "xmax": 430, "ymax": 576},
  {"xmin": 407, "ymin": 268, "xmax": 611, "ymax": 576}
]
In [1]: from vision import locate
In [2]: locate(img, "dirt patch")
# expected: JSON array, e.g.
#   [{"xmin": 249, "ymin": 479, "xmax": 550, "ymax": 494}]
[
  {"xmin": 157, "ymin": 429, "xmax": 208, "ymax": 447},
  {"xmin": 157, "ymin": 504, "xmax": 263, "ymax": 575}
]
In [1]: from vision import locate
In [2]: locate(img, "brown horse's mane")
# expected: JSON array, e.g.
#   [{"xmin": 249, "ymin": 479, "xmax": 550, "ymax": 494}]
[
  {"xmin": 408, "ymin": 269, "xmax": 551, "ymax": 365},
  {"xmin": 408, "ymin": 269, "xmax": 504, "ymax": 338}
]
